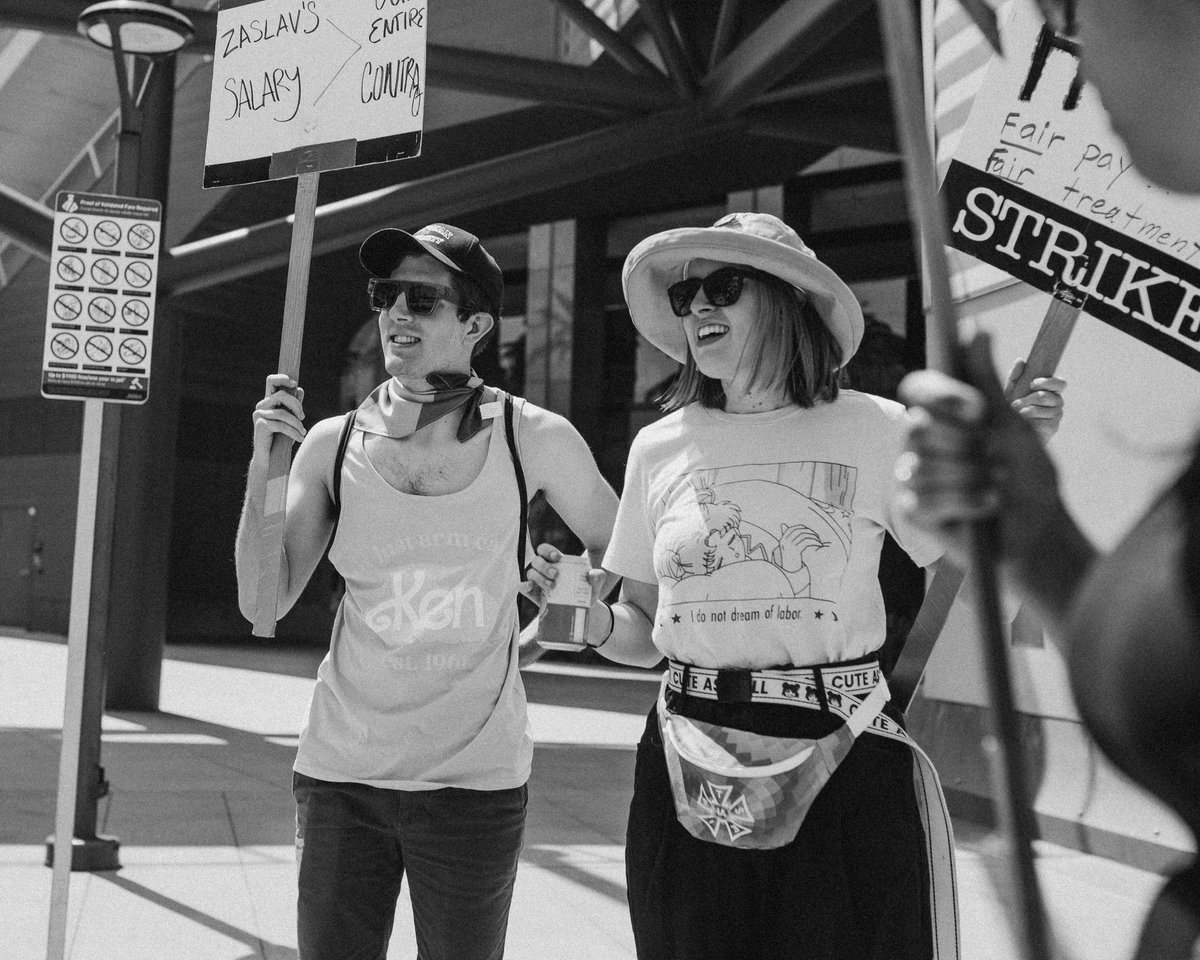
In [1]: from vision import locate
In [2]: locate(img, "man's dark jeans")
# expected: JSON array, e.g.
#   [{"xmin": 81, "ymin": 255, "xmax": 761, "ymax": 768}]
[{"xmin": 293, "ymin": 772, "xmax": 527, "ymax": 960}]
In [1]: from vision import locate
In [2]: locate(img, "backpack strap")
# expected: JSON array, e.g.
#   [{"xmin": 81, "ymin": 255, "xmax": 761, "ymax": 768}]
[
  {"xmin": 327, "ymin": 409, "xmax": 358, "ymax": 553},
  {"xmin": 502, "ymin": 392, "xmax": 528, "ymax": 577}
]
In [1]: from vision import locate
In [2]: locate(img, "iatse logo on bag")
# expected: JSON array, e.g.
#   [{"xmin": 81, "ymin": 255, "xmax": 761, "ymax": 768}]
[{"xmin": 695, "ymin": 780, "xmax": 755, "ymax": 843}]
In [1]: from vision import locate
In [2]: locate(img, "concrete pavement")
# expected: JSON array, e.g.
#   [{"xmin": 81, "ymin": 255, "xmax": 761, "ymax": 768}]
[{"xmin": 0, "ymin": 629, "xmax": 1172, "ymax": 959}]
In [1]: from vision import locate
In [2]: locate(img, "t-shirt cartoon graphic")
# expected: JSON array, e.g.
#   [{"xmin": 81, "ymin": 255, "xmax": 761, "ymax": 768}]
[
  {"xmin": 657, "ymin": 463, "xmax": 854, "ymax": 607},
  {"xmin": 605, "ymin": 394, "xmax": 942, "ymax": 669}
]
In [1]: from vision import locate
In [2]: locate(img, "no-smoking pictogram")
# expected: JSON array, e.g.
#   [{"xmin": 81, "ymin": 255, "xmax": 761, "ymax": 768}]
[
  {"xmin": 84, "ymin": 335, "xmax": 113, "ymax": 363},
  {"xmin": 88, "ymin": 296, "xmax": 116, "ymax": 324},
  {"xmin": 127, "ymin": 223, "xmax": 156, "ymax": 250},
  {"xmin": 56, "ymin": 255, "xmax": 85, "ymax": 283},
  {"xmin": 124, "ymin": 261, "xmax": 153, "ymax": 288},
  {"xmin": 90, "ymin": 258, "xmax": 119, "ymax": 286},
  {"xmin": 51, "ymin": 332, "xmax": 79, "ymax": 359},
  {"xmin": 53, "ymin": 294, "xmax": 83, "ymax": 322},
  {"xmin": 59, "ymin": 218, "xmax": 87, "ymax": 245},
  {"xmin": 118, "ymin": 338, "xmax": 147, "ymax": 366},
  {"xmin": 121, "ymin": 299, "xmax": 150, "ymax": 326},
  {"xmin": 94, "ymin": 220, "xmax": 121, "ymax": 248},
  {"xmin": 45, "ymin": 191, "xmax": 162, "ymax": 404}
]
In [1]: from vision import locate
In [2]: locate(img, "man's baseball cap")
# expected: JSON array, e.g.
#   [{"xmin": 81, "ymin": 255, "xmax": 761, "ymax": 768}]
[{"xmin": 359, "ymin": 223, "xmax": 504, "ymax": 319}]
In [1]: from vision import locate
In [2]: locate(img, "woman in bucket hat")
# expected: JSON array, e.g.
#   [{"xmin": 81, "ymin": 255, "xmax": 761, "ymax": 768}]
[{"xmin": 527, "ymin": 212, "xmax": 1064, "ymax": 959}]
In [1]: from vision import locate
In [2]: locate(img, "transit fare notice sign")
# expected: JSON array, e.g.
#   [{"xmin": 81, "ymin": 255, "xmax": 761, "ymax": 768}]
[
  {"xmin": 940, "ymin": 0, "xmax": 1200, "ymax": 373},
  {"xmin": 42, "ymin": 191, "xmax": 161, "ymax": 404},
  {"xmin": 203, "ymin": 0, "xmax": 427, "ymax": 187}
]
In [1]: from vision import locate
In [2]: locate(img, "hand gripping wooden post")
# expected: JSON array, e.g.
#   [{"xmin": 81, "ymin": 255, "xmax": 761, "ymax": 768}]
[
  {"xmin": 875, "ymin": 2, "xmax": 1055, "ymax": 960},
  {"xmin": 890, "ymin": 287, "xmax": 1083, "ymax": 710},
  {"xmin": 250, "ymin": 170, "xmax": 320, "ymax": 637}
]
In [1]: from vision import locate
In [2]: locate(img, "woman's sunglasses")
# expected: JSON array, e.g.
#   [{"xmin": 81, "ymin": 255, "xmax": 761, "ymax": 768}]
[
  {"xmin": 368, "ymin": 278, "xmax": 463, "ymax": 315},
  {"xmin": 667, "ymin": 266, "xmax": 762, "ymax": 318}
]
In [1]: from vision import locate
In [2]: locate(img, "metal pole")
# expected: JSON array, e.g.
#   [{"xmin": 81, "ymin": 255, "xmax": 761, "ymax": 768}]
[
  {"xmin": 55, "ymin": 33, "xmax": 149, "ymax": 875},
  {"xmin": 47, "ymin": 400, "xmax": 105, "ymax": 959}
]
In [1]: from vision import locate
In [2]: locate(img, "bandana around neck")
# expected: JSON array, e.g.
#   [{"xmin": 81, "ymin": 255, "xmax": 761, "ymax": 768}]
[{"xmin": 353, "ymin": 372, "xmax": 493, "ymax": 442}]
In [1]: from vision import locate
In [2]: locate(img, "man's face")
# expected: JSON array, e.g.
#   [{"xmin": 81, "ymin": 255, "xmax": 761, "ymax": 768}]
[{"xmin": 375, "ymin": 252, "xmax": 486, "ymax": 383}]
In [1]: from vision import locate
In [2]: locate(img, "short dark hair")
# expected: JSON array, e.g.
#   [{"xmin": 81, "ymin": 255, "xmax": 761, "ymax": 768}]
[{"xmin": 659, "ymin": 271, "xmax": 843, "ymax": 411}]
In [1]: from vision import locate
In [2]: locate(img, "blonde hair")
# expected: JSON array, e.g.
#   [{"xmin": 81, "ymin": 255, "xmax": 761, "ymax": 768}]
[{"xmin": 659, "ymin": 269, "xmax": 843, "ymax": 411}]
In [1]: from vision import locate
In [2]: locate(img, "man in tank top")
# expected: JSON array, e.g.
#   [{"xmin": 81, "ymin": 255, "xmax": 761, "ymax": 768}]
[{"xmin": 234, "ymin": 223, "xmax": 619, "ymax": 960}]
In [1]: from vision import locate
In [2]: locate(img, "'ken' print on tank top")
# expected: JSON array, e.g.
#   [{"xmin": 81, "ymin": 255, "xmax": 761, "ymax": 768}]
[
  {"xmin": 360, "ymin": 560, "xmax": 501, "ymax": 652},
  {"xmin": 653, "ymin": 461, "xmax": 854, "ymax": 634}
]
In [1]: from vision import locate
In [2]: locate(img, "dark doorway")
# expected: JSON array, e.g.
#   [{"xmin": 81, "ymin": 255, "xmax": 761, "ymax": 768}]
[{"xmin": 0, "ymin": 505, "xmax": 36, "ymax": 628}]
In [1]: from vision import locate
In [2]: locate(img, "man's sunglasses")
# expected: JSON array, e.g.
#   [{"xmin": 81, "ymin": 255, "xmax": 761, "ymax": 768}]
[
  {"xmin": 368, "ymin": 278, "xmax": 463, "ymax": 315},
  {"xmin": 667, "ymin": 266, "xmax": 764, "ymax": 318}
]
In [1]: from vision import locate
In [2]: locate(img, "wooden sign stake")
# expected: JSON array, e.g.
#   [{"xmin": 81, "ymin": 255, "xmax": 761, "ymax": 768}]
[
  {"xmin": 892, "ymin": 288, "xmax": 1083, "ymax": 709},
  {"xmin": 251, "ymin": 170, "xmax": 320, "ymax": 637},
  {"xmin": 876, "ymin": 2, "xmax": 1055, "ymax": 959}
]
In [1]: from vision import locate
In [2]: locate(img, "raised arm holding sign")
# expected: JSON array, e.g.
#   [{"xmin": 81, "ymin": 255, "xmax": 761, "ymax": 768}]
[
  {"xmin": 897, "ymin": 0, "xmax": 1200, "ymax": 956},
  {"xmin": 206, "ymin": 0, "xmax": 427, "ymax": 634}
]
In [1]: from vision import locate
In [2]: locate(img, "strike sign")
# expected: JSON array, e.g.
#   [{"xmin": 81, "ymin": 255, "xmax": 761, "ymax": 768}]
[{"xmin": 941, "ymin": 0, "xmax": 1200, "ymax": 373}]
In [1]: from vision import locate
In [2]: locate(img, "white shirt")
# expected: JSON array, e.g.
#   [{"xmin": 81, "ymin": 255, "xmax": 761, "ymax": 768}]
[{"xmin": 604, "ymin": 392, "xmax": 942, "ymax": 669}]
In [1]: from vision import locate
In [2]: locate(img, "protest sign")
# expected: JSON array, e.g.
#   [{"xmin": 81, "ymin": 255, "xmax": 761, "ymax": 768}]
[
  {"xmin": 941, "ymin": 0, "xmax": 1200, "ymax": 373},
  {"xmin": 204, "ymin": 0, "xmax": 426, "ymax": 187},
  {"xmin": 202, "ymin": 0, "xmax": 429, "ymax": 635}
]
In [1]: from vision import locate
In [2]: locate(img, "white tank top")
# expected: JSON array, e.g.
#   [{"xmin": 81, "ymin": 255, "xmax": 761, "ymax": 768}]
[{"xmin": 294, "ymin": 405, "xmax": 531, "ymax": 790}]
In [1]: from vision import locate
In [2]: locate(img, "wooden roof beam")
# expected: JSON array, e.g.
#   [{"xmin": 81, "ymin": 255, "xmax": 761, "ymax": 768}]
[
  {"xmin": 0, "ymin": 180, "xmax": 53, "ymax": 260},
  {"xmin": 635, "ymin": 0, "xmax": 698, "ymax": 99},
  {"xmin": 709, "ymin": 0, "xmax": 743, "ymax": 71},
  {"xmin": 745, "ymin": 102, "xmax": 896, "ymax": 152},
  {"xmin": 426, "ymin": 44, "xmax": 676, "ymax": 112},
  {"xmin": 548, "ymin": 0, "xmax": 664, "ymax": 77},
  {"xmin": 704, "ymin": 0, "xmax": 873, "ymax": 115},
  {"xmin": 162, "ymin": 106, "xmax": 745, "ymax": 297},
  {"xmin": 753, "ymin": 62, "xmax": 887, "ymax": 105}
]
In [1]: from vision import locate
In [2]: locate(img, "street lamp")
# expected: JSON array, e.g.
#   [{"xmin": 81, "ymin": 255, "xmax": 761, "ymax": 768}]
[
  {"xmin": 78, "ymin": 0, "xmax": 194, "ymax": 55},
  {"xmin": 78, "ymin": 1, "xmax": 195, "ymax": 194}
]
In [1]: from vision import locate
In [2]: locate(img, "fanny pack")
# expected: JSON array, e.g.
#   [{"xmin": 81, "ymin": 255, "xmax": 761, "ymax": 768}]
[{"xmin": 657, "ymin": 665, "xmax": 891, "ymax": 850}]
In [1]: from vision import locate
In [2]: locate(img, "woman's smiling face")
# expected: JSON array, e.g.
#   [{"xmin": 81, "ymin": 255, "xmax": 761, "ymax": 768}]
[{"xmin": 679, "ymin": 258, "xmax": 760, "ymax": 383}]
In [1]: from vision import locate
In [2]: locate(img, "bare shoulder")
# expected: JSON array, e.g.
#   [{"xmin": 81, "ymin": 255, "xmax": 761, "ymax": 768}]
[
  {"xmin": 515, "ymin": 400, "xmax": 579, "ymax": 445},
  {"xmin": 291, "ymin": 413, "xmax": 353, "ymax": 490},
  {"xmin": 511, "ymin": 400, "xmax": 606, "ymax": 498},
  {"xmin": 510, "ymin": 399, "xmax": 617, "ymax": 537},
  {"xmin": 299, "ymin": 414, "xmax": 349, "ymax": 455}
]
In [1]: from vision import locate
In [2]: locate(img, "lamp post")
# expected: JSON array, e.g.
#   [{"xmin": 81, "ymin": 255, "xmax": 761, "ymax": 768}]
[
  {"xmin": 78, "ymin": 1, "xmax": 195, "ymax": 195},
  {"xmin": 45, "ymin": 17, "xmax": 193, "ymax": 950}
]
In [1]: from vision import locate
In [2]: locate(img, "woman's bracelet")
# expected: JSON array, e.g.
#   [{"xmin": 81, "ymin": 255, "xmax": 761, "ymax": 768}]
[{"xmin": 589, "ymin": 600, "xmax": 616, "ymax": 649}]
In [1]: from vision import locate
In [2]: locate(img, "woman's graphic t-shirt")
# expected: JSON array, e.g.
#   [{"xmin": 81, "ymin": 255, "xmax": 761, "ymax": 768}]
[{"xmin": 603, "ymin": 392, "xmax": 943, "ymax": 669}]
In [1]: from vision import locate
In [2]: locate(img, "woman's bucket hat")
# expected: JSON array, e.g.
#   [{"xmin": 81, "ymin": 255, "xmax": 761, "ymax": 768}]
[{"xmin": 621, "ymin": 212, "xmax": 864, "ymax": 366}]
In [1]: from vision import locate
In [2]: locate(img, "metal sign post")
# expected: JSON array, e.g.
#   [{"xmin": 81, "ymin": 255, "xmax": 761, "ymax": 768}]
[
  {"xmin": 46, "ymin": 400, "xmax": 104, "ymax": 960},
  {"xmin": 43, "ymin": 189, "xmax": 163, "ymax": 959},
  {"xmin": 45, "ymin": 6, "xmax": 192, "ymax": 955}
]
